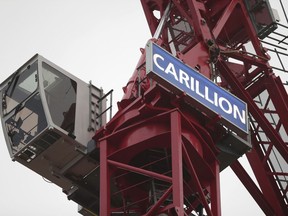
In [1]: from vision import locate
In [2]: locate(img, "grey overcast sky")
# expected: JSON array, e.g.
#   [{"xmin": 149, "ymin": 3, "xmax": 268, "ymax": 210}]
[{"xmin": 0, "ymin": 1, "xmax": 286, "ymax": 216}]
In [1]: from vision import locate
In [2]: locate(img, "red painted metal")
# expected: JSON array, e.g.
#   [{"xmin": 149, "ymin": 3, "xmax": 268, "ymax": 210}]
[
  {"xmin": 96, "ymin": 85, "xmax": 222, "ymax": 215},
  {"xmin": 94, "ymin": 0, "xmax": 288, "ymax": 215},
  {"xmin": 231, "ymin": 160, "xmax": 275, "ymax": 216}
]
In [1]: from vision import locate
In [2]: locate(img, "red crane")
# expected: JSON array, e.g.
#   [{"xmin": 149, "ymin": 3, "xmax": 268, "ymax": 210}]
[
  {"xmin": 94, "ymin": 0, "xmax": 287, "ymax": 215},
  {"xmin": 0, "ymin": 0, "xmax": 287, "ymax": 216}
]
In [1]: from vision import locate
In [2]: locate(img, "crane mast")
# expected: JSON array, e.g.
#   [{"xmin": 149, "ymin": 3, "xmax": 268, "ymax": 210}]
[
  {"xmin": 95, "ymin": 0, "xmax": 287, "ymax": 215},
  {"xmin": 115, "ymin": 0, "xmax": 288, "ymax": 215},
  {"xmin": 0, "ymin": 0, "xmax": 287, "ymax": 216}
]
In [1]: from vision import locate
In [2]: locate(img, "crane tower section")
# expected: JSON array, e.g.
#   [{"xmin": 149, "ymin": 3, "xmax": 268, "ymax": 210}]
[
  {"xmin": 131, "ymin": 0, "xmax": 287, "ymax": 215},
  {"xmin": 91, "ymin": 0, "xmax": 287, "ymax": 215}
]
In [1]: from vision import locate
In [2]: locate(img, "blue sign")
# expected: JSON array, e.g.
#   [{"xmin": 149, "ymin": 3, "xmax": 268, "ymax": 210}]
[{"xmin": 146, "ymin": 41, "xmax": 248, "ymax": 134}]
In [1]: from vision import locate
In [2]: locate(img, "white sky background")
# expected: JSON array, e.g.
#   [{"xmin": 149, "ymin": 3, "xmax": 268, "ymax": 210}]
[{"xmin": 0, "ymin": 1, "xmax": 286, "ymax": 215}]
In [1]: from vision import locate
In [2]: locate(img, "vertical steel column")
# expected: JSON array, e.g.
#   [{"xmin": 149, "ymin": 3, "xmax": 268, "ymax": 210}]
[
  {"xmin": 210, "ymin": 161, "xmax": 221, "ymax": 216},
  {"xmin": 100, "ymin": 139, "xmax": 110, "ymax": 216},
  {"xmin": 171, "ymin": 110, "xmax": 184, "ymax": 215}
]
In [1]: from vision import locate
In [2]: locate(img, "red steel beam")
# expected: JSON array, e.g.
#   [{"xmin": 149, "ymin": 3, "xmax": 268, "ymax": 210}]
[
  {"xmin": 107, "ymin": 159, "xmax": 172, "ymax": 183},
  {"xmin": 99, "ymin": 139, "xmax": 110, "ymax": 216},
  {"xmin": 182, "ymin": 144, "xmax": 213, "ymax": 216},
  {"xmin": 231, "ymin": 160, "xmax": 276, "ymax": 216},
  {"xmin": 171, "ymin": 110, "xmax": 185, "ymax": 215}
]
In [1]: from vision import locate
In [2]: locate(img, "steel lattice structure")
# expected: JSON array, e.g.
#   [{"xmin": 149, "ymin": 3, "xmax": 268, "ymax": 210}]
[{"xmin": 94, "ymin": 0, "xmax": 287, "ymax": 215}]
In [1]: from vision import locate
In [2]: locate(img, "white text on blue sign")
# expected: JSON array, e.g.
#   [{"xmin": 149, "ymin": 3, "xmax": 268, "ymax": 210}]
[{"xmin": 146, "ymin": 41, "xmax": 248, "ymax": 134}]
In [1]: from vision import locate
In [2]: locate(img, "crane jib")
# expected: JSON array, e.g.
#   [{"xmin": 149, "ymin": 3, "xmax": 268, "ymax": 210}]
[{"xmin": 146, "ymin": 41, "xmax": 248, "ymax": 135}]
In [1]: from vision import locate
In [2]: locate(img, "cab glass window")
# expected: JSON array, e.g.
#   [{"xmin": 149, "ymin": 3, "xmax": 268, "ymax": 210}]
[
  {"xmin": 42, "ymin": 62, "xmax": 77, "ymax": 134},
  {"xmin": 5, "ymin": 93, "xmax": 47, "ymax": 153},
  {"xmin": 2, "ymin": 61, "xmax": 38, "ymax": 115}
]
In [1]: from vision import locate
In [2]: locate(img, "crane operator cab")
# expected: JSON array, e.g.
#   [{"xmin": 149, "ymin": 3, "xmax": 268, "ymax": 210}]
[{"xmin": 0, "ymin": 54, "xmax": 110, "ymax": 194}]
